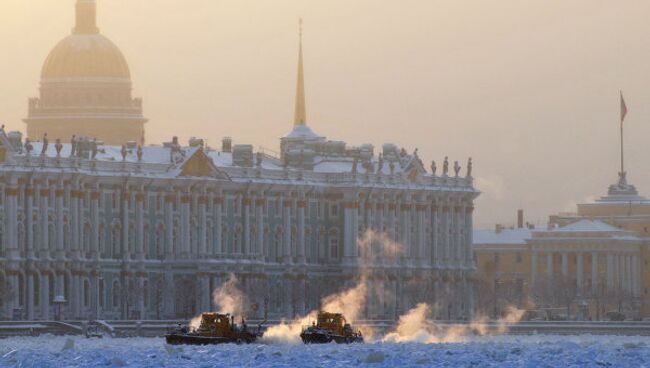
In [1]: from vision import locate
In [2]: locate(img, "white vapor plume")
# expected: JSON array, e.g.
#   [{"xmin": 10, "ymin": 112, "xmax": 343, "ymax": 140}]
[
  {"xmin": 263, "ymin": 230, "xmax": 403, "ymax": 343},
  {"xmin": 383, "ymin": 303, "xmax": 526, "ymax": 343},
  {"xmin": 212, "ymin": 274, "xmax": 247, "ymax": 317},
  {"xmin": 189, "ymin": 273, "xmax": 247, "ymax": 331}
]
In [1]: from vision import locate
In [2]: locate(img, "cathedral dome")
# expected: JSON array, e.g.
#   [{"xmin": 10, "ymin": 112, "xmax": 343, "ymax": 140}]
[{"xmin": 41, "ymin": 33, "xmax": 130, "ymax": 80}]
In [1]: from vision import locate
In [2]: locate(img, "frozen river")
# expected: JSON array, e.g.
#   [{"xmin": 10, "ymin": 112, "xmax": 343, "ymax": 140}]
[{"xmin": 1, "ymin": 334, "xmax": 649, "ymax": 367}]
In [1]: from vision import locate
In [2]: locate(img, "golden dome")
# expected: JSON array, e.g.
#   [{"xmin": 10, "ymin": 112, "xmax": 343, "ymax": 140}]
[
  {"xmin": 40, "ymin": 1, "xmax": 130, "ymax": 80},
  {"xmin": 41, "ymin": 33, "xmax": 130, "ymax": 80}
]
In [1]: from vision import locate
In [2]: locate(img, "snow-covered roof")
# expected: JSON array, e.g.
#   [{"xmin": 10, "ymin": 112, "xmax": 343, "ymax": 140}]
[
  {"xmin": 550, "ymin": 219, "xmax": 622, "ymax": 233},
  {"xmin": 283, "ymin": 125, "xmax": 323, "ymax": 139},
  {"xmin": 473, "ymin": 227, "xmax": 537, "ymax": 245}
]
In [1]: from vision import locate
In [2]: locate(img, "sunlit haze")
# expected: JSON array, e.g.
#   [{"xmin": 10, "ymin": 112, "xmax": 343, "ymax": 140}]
[{"xmin": 2, "ymin": 0, "xmax": 650, "ymax": 227}]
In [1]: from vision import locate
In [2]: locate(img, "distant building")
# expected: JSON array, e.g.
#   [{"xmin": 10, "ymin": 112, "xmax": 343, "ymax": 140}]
[
  {"xmin": 475, "ymin": 173, "xmax": 648, "ymax": 320},
  {"xmin": 0, "ymin": 3, "xmax": 478, "ymax": 321},
  {"xmin": 24, "ymin": 0, "xmax": 147, "ymax": 146}
]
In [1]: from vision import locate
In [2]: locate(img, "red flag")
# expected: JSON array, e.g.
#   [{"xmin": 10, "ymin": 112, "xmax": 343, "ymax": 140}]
[{"xmin": 620, "ymin": 91, "xmax": 628, "ymax": 123}]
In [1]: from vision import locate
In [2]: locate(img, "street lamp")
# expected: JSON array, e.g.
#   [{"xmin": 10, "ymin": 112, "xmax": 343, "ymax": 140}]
[{"xmin": 53, "ymin": 295, "xmax": 67, "ymax": 321}]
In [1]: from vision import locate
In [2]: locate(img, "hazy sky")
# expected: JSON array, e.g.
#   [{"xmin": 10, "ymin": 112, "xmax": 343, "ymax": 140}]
[{"xmin": 1, "ymin": 0, "xmax": 650, "ymax": 228}]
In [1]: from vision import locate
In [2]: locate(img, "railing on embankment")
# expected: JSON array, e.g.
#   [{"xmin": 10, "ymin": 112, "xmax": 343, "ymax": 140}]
[{"xmin": 2, "ymin": 319, "xmax": 650, "ymax": 338}]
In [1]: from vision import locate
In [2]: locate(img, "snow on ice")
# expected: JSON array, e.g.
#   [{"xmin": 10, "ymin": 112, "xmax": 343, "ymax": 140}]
[{"xmin": 1, "ymin": 334, "xmax": 650, "ymax": 367}]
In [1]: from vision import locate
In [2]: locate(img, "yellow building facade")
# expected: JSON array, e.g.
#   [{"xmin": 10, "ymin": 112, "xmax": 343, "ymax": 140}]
[{"xmin": 475, "ymin": 174, "xmax": 649, "ymax": 320}]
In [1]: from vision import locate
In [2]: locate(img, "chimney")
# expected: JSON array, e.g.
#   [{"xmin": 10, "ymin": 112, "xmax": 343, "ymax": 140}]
[
  {"xmin": 222, "ymin": 137, "xmax": 232, "ymax": 153},
  {"xmin": 517, "ymin": 209, "xmax": 524, "ymax": 229}
]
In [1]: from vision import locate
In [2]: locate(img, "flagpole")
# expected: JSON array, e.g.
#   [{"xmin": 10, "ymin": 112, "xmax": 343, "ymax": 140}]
[{"xmin": 620, "ymin": 117, "xmax": 624, "ymax": 176}]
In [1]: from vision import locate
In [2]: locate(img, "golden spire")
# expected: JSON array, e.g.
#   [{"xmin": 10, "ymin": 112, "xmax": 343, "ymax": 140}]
[
  {"xmin": 294, "ymin": 18, "xmax": 307, "ymax": 126},
  {"xmin": 74, "ymin": 0, "xmax": 99, "ymax": 34}
]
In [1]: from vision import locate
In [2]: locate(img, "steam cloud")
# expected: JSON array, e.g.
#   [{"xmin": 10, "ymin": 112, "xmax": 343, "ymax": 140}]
[{"xmin": 189, "ymin": 273, "xmax": 247, "ymax": 331}]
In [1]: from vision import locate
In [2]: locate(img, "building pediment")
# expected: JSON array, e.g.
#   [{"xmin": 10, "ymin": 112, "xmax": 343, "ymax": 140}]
[{"xmin": 178, "ymin": 149, "xmax": 230, "ymax": 180}]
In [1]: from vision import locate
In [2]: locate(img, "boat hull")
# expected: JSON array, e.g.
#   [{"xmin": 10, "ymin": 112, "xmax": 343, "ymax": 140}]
[
  {"xmin": 300, "ymin": 331, "xmax": 364, "ymax": 344},
  {"xmin": 165, "ymin": 333, "xmax": 255, "ymax": 345}
]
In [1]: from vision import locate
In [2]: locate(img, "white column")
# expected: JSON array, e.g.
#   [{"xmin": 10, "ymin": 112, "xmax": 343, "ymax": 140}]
[
  {"xmin": 91, "ymin": 191, "xmax": 100, "ymax": 259},
  {"xmin": 283, "ymin": 198, "xmax": 292, "ymax": 263},
  {"xmin": 40, "ymin": 187, "xmax": 50, "ymax": 258},
  {"xmin": 561, "ymin": 252, "xmax": 568, "ymax": 279},
  {"xmin": 135, "ymin": 193, "xmax": 145, "ymax": 260},
  {"xmin": 121, "ymin": 191, "xmax": 129, "ymax": 260},
  {"xmin": 25, "ymin": 272, "xmax": 34, "ymax": 320},
  {"xmin": 165, "ymin": 194, "xmax": 174, "ymax": 259},
  {"xmin": 137, "ymin": 276, "xmax": 145, "ymax": 320},
  {"xmin": 5, "ymin": 185, "xmax": 18, "ymax": 259},
  {"xmin": 297, "ymin": 199, "xmax": 306, "ymax": 263},
  {"xmin": 375, "ymin": 203, "xmax": 386, "ymax": 260},
  {"xmin": 26, "ymin": 188, "xmax": 34, "ymax": 258},
  {"xmin": 214, "ymin": 195, "xmax": 223, "ymax": 256},
  {"xmin": 591, "ymin": 252, "xmax": 598, "ymax": 295},
  {"xmin": 576, "ymin": 252, "xmax": 583, "ymax": 295},
  {"xmin": 531, "ymin": 251, "xmax": 538, "ymax": 287},
  {"xmin": 71, "ymin": 189, "xmax": 80, "ymax": 258},
  {"xmin": 455, "ymin": 206, "xmax": 462, "ymax": 264},
  {"xmin": 442, "ymin": 206, "xmax": 450, "ymax": 263},
  {"xmin": 465, "ymin": 205, "xmax": 474, "ymax": 266},
  {"xmin": 243, "ymin": 197, "xmax": 251, "ymax": 255},
  {"xmin": 41, "ymin": 273, "xmax": 50, "ymax": 320},
  {"xmin": 634, "ymin": 254, "xmax": 641, "ymax": 296},
  {"xmin": 606, "ymin": 253, "xmax": 614, "ymax": 291},
  {"xmin": 71, "ymin": 274, "xmax": 80, "ymax": 318},
  {"xmin": 626, "ymin": 255, "xmax": 633, "ymax": 294},
  {"xmin": 180, "ymin": 194, "xmax": 190, "ymax": 258},
  {"xmin": 344, "ymin": 201, "xmax": 354, "ymax": 262},
  {"xmin": 400, "ymin": 202, "xmax": 410, "ymax": 260},
  {"xmin": 55, "ymin": 186, "xmax": 65, "ymax": 258},
  {"xmin": 416, "ymin": 204, "xmax": 426, "ymax": 265},
  {"xmin": 198, "ymin": 194, "xmax": 207, "ymax": 257},
  {"xmin": 432, "ymin": 204, "xmax": 440, "ymax": 266},
  {"xmin": 618, "ymin": 255, "xmax": 625, "ymax": 291},
  {"xmin": 256, "ymin": 198, "xmax": 265, "ymax": 259}
]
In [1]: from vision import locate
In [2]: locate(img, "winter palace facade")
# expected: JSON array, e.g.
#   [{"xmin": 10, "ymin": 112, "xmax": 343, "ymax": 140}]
[{"xmin": 0, "ymin": 0, "xmax": 478, "ymax": 321}]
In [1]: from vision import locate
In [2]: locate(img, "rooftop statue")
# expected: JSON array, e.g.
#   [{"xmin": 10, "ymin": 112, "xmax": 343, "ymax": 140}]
[
  {"xmin": 24, "ymin": 138, "xmax": 33, "ymax": 155},
  {"xmin": 430, "ymin": 160, "xmax": 437, "ymax": 176},
  {"xmin": 55, "ymin": 138, "xmax": 63, "ymax": 157},
  {"xmin": 91, "ymin": 138, "xmax": 98, "ymax": 160},
  {"xmin": 442, "ymin": 156, "xmax": 449, "ymax": 176},
  {"xmin": 454, "ymin": 161, "xmax": 461, "ymax": 177},
  {"xmin": 70, "ymin": 135, "xmax": 77, "ymax": 157},
  {"xmin": 41, "ymin": 133, "xmax": 48, "ymax": 156},
  {"xmin": 137, "ymin": 145, "xmax": 143, "ymax": 161},
  {"xmin": 466, "ymin": 157, "xmax": 473, "ymax": 177}
]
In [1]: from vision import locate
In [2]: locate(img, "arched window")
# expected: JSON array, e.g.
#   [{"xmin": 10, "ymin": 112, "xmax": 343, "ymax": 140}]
[
  {"xmin": 143, "ymin": 225, "xmax": 150, "ymax": 259},
  {"xmin": 112, "ymin": 280, "xmax": 120, "ymax": 309},
  {"xmin": 274, "ymin": 228, "xmax": 282, "ymax": 262},
  {"xmin": 83, "ymin": 224, "xmax": 91, "ymax": 255},
  {"xmin": 156, "ymin": 226, "xmax": 164, "ymax": 259},
  {"xmin": 234, "ymin": 225, "xmax": 242, "ymax": 254},
  {"xmin": 99, "ymin": 225, "xmax": 106, "ymax": 256},
  {"xmin": 143, "ymin": 280, "xmax": 149, "ymax": 307},
  {"xmin": 329, "ymin": 228, "xmax": 339, "ymax": 260},
  {"xmin": 84, "ymin": 279, "xmax": 90, "ymax": 307},
  {"xmin": 112, "ymin": 226, "xmax": 121, "ymax": 258},
  {"xmin": 98, "ymin": 279, "xmax": 105, "ymax": 308}
]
